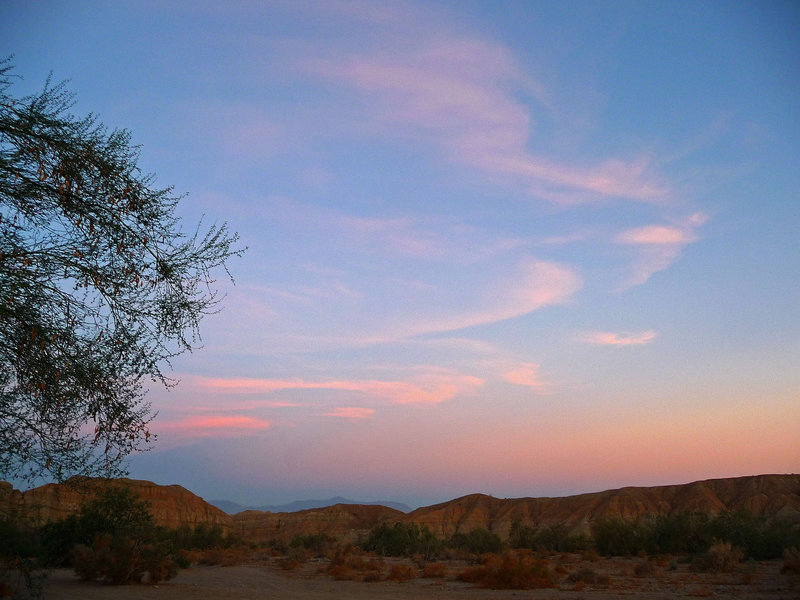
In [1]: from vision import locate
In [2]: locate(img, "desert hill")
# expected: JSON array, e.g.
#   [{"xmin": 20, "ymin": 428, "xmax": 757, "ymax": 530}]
[
  {"xmin": 401, "ymin": 474, "xmax": 800, "ymax": 539},
  {"xmin": 2, "ymin": 474, "xmax": 798, "ymax": 545},
  {"xmin": 0, "ymin": 477, "xmax": 233, "ymax": 532},
  {"xmin": 232, "ymin": 503, "xmax": 405, "ymax": 544}
]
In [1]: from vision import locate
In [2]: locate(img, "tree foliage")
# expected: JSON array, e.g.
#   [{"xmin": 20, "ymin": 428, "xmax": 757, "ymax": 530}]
[{"xmin": 0, "ymin": 59, "xmax": 243, "ymax": 482}]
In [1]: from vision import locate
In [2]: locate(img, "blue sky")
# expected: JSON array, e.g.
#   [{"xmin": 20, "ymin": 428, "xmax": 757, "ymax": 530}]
[{"xmin": 3, "ymin": 0, "xmax": 798, "ymax": 508}]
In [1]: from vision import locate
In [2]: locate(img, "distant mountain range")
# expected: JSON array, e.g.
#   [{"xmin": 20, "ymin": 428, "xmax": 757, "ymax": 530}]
[{"xmin": 209, "ymin": 496, "xmax": 411, "ymax": 514}]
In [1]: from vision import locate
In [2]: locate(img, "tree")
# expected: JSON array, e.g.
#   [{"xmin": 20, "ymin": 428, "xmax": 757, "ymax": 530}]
[{"xmin": 0, "ymin": 59, "xmax": 244, "ymax": 483}]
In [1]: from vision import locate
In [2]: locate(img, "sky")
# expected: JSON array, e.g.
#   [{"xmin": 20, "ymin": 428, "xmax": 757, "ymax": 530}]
[{"xmin": 3, "ymin": 0, "xmax": 799, "ymax": 509}]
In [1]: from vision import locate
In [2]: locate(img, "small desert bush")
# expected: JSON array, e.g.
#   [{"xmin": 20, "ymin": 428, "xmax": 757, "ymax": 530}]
[
  {"xmin": 363, "ymin": 557, "xmax": 386, "ymax": 581},
  {"xmin": 73, "ymin": 534, "xmax": 176, "ymax": 584},
  {"xmin": 141, "ymin": 549, "xmax": 179, "ymax": 584},
  {"xmin": 328, "ymin": 564, "xmax": 359, "ymax": 580},
  {"xmin": 422, "ymin": 562, "xmax": 449, "ymax": 578},
  {"xmin": 457, "ymin": 551, "xmax": 553, "ymax": 589},
  {"xmin": 691, "ymin": 541, "xmax": 744, "ymax": 573},
  {"xmin": 286, "ymin": 544, "xmax": 310, "ymax": 564},
  {"xmin": 197, "ymin": 545, "xmax": 248, "ymax": 566},
  {"xmin": 278, "ymin": 546, "xmax": 306, "ymax": 571},
  {"xmin": 324, "ymin": 545, "xmax": 386, "ymax": 581},
  {"xmin": 387, "ymin": 563, "xmax": 416, "ymax": 582},
  {"xmin": 565, "ymin": 566, "xmax": 610, "ymax": 586}
]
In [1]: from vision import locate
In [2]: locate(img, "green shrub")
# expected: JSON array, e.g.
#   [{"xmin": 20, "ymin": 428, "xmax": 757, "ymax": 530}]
[
  {"xmin": 646, "ymin": 512, "xmax": 711, "ymax": 555},
  {"xmin": 361, "ymin": 522, "xmax": 441, "ymax": 559},
  {"xmin": 591, "ymin": 518, "xmax": 647, "ymax": 556},
  {"xmin": 448, "ymin": 528, "xmax": 502, "ymax": 555},
  {"xmin": 509, "ymin": 521, "xmax": 589, "ymax": 553}
]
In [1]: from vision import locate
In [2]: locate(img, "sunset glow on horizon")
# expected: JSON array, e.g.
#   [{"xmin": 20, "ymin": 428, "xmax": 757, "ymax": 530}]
[{"xmin": 5, "ymin": 0, "xmax": 798, "ymax": 508}]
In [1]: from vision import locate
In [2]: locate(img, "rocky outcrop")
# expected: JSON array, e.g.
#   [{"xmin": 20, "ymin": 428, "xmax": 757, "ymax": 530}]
[
  {"xmin": 402, "ymin": 474, "xmax": 800, "ymax": 539},
  {"xmin": 232, "ymin": 503, "xmax": 404, "ymax": 545},
  {"xmin": 0, "ymin": 477, "xmax": 233, "ymax": 532}
]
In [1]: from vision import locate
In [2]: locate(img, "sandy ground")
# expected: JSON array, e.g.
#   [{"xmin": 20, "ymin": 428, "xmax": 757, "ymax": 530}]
[{"xmin": 37, "ymin": 557, "xmax": 798, "ymax": 600}]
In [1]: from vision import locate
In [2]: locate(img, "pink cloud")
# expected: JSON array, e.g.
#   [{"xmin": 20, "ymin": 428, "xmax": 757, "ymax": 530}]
[
  {"xmin": 324, "ymin": 407, "xmax": 375, "ymax": 419},
  {"xmin": 615, "ymin": 213, "xmax": 708, "ymax": 288},
  {"xmin": 615, "ymin": 225, "xmax": 694, "ymax": 245},
  {"xmin": 193, "ymin": 372, "xmax": 484, "ymax": 405},
  {"xmin": 407, "ymin": 259, "xmax": 582, "ymax": 336},
  {"xmin": 581, "ymin": 330, "xmax": 657, "ymax": 346},
  {"xmin": 158, "ymin": 415, "xmax": 271, "ymax": 438},
  {"xmin": 504, "ymin": 363, "xmax": 550, "ymax": 392}
]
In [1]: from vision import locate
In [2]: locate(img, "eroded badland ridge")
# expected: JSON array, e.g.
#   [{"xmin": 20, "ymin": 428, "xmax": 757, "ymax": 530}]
[{"xmin": 1, "ymin": 474, "xmax": 798, "ymax": 545}]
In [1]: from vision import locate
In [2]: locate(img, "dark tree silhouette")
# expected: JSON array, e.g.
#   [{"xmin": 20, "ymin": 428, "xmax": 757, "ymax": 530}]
[{"xmin": 0, "ymin": 60, "xmax": 244, "ymax": 482}]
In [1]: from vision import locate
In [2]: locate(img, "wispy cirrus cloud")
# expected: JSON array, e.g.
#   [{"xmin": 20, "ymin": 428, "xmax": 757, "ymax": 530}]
[
  {"xmin": 580, "ymin": 330, "xmax": 657, "ymax": 346},
  {"xmin": 193, "ymin": 371, "xmax": 484, "ymax": 405},
  {"xmin": 405, "ymin": 259, "xmax": 581, "ymax": 336},
  {"xmin": 157, "ymin": 415, "xmax": 271, "ymax": 438},
  {"xmin": 615, "ymin": 212, "xmax": 708, "ymax": 288},
  {"xmin": 303, "ymin": 26, "xmax": 666, "ymax": 203},
  {"xmin": 324, "ymin": 407, "xmax": 376, "ymax": 419}
]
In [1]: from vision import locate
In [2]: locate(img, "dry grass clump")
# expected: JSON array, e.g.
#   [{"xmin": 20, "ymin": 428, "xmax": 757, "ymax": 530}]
[
  {"xmin": 386, "ymin": 563, "xmax": 416, "ymax": 582},
  {"xmin": 421, "ymin": 562, "xmax": 449, "ymax": 578},
  {"xmin": 328, "ymin": 564, "xmax": 359, "ymax": 581},
  {"xmin": 691, "ymin": 541, "xmax": 743, "ymax": 573},
  {"xmin": 323, "ymin": 545, "xmax": 387, "ymax": 581},
  {"xmin": 457, "ymin": 551, "xmax": 553, "ymax": 590},
  {"xmin": 278, "ymin": 545, "xmax": 310, "ymax": 570},
  {"xmin": 361, "ymin": 559, "xmax": 385, "ymax": 583}
]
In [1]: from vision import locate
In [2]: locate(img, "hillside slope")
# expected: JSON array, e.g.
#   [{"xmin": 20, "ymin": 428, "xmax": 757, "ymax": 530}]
[{"xmin": 402, "ymin": 474, "xmax": 800, "ymax": 538}]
